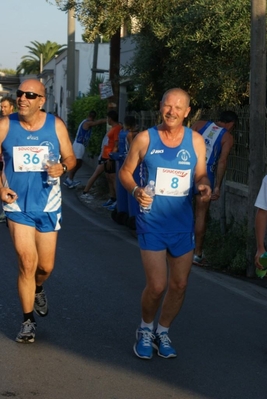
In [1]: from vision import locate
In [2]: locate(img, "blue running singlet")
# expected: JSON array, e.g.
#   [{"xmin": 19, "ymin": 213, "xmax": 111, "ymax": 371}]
[
  {"xmin": 2, "ymin": 113, "xmax": 62, "ymax": 213},
  {"xmin": 136, "ymin": 126, "xmax": 197, "ymax": 235}
]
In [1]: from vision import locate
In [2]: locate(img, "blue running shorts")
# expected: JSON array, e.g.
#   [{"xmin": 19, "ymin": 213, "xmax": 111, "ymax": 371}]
[
  {"xmin": 5, "ymin": 211, "xmax": 62, "ymax": 232},
  {"xmin": 138, "ymin": 231, "xmax": 195, "ymax": 257}
]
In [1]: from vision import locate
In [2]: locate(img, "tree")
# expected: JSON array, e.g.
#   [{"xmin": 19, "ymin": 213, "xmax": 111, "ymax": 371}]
[
  {"xmin": 124, "ymin": 0, "xmax": 251, "ymax": 109},
  {"xmin": 53, "ymin": 0, "xmax": 252, "ymax": 108},
  {"xmin": 0, "ymin": 68, "xmax": 16, "ymax": 76},
  {"xmin": 53, "ymin": 0, "xmax": 178, "ymax": 41},
  {"xmin": 16, "ymin": 40, "xmax": 66, "ymax": 75}
]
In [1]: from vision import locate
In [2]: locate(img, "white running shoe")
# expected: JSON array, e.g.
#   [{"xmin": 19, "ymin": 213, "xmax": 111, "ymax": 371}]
[{"xmin": 80, "ymin": 193, "xmax": 94, "ymax": 200}]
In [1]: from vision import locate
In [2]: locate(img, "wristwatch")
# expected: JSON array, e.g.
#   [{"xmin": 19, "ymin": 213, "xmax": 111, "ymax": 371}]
[{"xmin": 62, "ymin": 163, "xmax": 68, "ymax": 173}]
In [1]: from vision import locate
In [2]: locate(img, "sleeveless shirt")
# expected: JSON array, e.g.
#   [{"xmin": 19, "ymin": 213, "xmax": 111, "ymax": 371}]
[
  {"xmin": 2, "ymin": 113, "xmax": 61, "ymax": 213},
  {"xmin": 198, "ymin": 121, "xmax": 226, "ymax": 174},
  {"xmin": 136, "ymin": 126, "xmax": 197, "ymax": 234},
  {"xmin": 75, "ymin": 119, "xmax": 92, "ymax": 147}
]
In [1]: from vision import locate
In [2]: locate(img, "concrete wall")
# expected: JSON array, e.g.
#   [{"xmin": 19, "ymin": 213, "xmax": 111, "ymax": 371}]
[{"xmin": 209, "ymin": 181, "xmax": 248, "ymax": 226}]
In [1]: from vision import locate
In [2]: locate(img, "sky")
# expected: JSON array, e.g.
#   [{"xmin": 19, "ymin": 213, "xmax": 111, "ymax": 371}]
[{"xmin": 0, "ymin": 0, "xmax": 84, "ymax": 70}]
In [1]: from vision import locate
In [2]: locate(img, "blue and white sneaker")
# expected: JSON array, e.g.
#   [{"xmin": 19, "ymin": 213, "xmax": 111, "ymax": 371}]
[
  {"xmin": 63, "ymin": 178, "xmax": 73, "ymax": 188},
  {"xmin": 71, "ymin": 180, "xmax": 81, "ymax": 188},
  {"xmin": 133, "ymin": 327, "xmax": 154, "ymax": 359},
  {"xmin": 102, "ymin": 198, "xmax": 114, "ymax": 207},
  {"xmin": 108, "ymin": 201, "xmax": 117, "ymax": 211},
  {"xmin": 153, "ymin": 331, "xmax": 177, "ymax": 358}
]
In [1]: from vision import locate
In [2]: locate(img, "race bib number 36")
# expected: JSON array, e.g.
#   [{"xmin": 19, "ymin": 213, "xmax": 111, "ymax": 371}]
[
  {"xmin": 155, "ymin": 167, "xmax": 191, "ymax": 197},
  {"xmin": 13, "ymin": 146, "xmax": 49, "ymax": 172}
]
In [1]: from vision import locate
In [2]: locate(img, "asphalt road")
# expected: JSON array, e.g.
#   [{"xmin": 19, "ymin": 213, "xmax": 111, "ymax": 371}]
[{"xmin": 1, "ymin": 167, "xmax": 267, "ymax": 399}]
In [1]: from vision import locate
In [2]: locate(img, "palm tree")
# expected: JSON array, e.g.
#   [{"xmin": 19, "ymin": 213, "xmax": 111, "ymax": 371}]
[{"xmin": 16, "ymin": 40, "xmax": 66, "ymax": 75}]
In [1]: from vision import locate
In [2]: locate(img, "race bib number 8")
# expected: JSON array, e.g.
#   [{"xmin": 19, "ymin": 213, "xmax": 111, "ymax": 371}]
[
  {"xmin": 155, "ymin": 167, "xmax": 191, "ymax": 197},
  {"xmin": 13, "ymin": 146, "xmax": 49, "ymax": 172}
]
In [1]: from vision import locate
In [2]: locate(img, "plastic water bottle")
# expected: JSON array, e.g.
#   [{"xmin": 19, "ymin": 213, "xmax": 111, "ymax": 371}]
[
  {"xmin": 43, "ymin": 153, "xmax": 58, "ymax": 186},
  {"xmin": 140, "ymin": 180, "xmax": 155, "ymax": 213},
  {"xmin": 256, "ymin": 251, "xmax": 267, "ymax": 278}
]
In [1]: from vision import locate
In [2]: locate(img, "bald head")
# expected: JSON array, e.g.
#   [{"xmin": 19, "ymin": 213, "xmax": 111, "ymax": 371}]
[
  {"xmin": 18, "ymin": 79, "xmax": 45, "ymax": 98},
  {"xmin": 161, "ymin": 88, "xmax": 190, "ymax": 107}
]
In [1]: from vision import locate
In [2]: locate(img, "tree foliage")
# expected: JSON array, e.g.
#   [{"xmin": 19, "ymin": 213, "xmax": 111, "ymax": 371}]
[
  {"xmin": 17, "ymin": 40, "xmax": 66, "ymax": 75},
  {"xmin": 53, "ymin": 0, "xmax": 252, "ymax": 107},
  {"xmin": 0, "ymin": 68, "xmax": 16, "ymax": 76},
  {"xmin": 125, "ymin": 0, "xmax": 251, "ymax": 108},
  {"xmin": 53, "ymin": 0, "xmax": 178, "ymax": 41}
]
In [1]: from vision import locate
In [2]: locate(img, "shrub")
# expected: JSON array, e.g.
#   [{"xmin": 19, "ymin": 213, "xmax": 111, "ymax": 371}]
[{"xmin": 204, "ymin": 218, "xmax": 247, "ymax": 276}]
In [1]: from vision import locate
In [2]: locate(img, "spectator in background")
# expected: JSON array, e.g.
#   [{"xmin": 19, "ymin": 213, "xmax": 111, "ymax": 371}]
[
  {"xmin": 63, "ymin": 110, "xmax": 106, "ymax": 188},
  {"xmin": 254, "ymin": 176, "xmax": 267, "ymax": 268},
  {"xmin": 101, "ymin": 110, "xmax": 122, "ymax": 211},
  {"xmin": 191, "ymin": 111, "xmax": 238, "ymax": 266},
  {"xmin": 0, "ymin": 96, "xmax": 15, "ymax": 116},
  {"xmin": 0, "ymin": 97, "xmax": 15, "ymax": 222},
  {"xmin": 80, "ymin": 111, "xmax": 122, "ymax": 208}
]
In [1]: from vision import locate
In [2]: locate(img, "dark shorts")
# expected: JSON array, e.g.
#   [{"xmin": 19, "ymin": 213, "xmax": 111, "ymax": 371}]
[
  {"xmin": 98, "ymin": 157, "xmax": 108, "ymax": 165},
  {"xmin": 5, "ymin": 211, "xmax": 62, "ymax": 232},
  {"xmin": 0, "ymin": 161, "xmax": 3, "ymax": 171},
  {"xmin": 104, "ymin": 159, "xmax": 116, "ymax": 174},
  {"xmin": 137, "ymin": 231, "xmax": 195, "ymax": 257}
]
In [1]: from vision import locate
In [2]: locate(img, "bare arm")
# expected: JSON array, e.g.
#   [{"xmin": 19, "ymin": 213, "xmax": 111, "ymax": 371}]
[
  {"xmin": 212, "ymin": 132, "xmax": 234, "ymax": 200},
  {"xmin": 255, "ymin": 208, "xmax": 267, "ymax": 267},
  {"xmin": 192, "ymin": 131, "xmax": 211, "ymax": 201},
  {"xmin": 0, "ymin": 117, "xmax": 19, "ymax": 202},
  {"xmin": 49, "ymin": 117, "xmax": 76, "ymax": 177},
  {"xmin": 82, "ymin": 118, "xmax": 106, "ymax": 130}
]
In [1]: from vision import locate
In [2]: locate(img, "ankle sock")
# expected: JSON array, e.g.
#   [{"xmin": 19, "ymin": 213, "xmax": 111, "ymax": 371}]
[
  {"xmin": 35, "ymin": 285, "xmax": 43, "ymax": 294},
  {"xmin": 23, "ymin": 312, "xmax": 35, "ymax": 323},
  {"xmin": 140, "ymin": 319, "xmax": 154, "ymax": 331},
  {"xmin": 155, "ymin": 323, "xmax": 169, "ymax": 335}
]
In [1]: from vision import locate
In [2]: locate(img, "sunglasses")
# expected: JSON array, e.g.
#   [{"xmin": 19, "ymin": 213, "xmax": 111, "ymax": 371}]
[{"xmin": 16, "ymin": 90, "xmax": 44, "ymax": 100}]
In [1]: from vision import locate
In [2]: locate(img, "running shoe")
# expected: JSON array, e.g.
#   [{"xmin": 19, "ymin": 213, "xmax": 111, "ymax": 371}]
[
  {"xmin": 0, "ymin": 211, "xmax": 6, "ymax": 223},
  {"xmin": 34, "ymin": 288, "xmax": 48, "ymax": 317},
  {"xmin": 108, "ymin": 201, "xmax": 117, "ymax": 211},
  {"xmin": 71, "ymin": 180, "xmax": 81, "ymax": 188},
  {"xmin": 102, "ymin": 198, "xmax": 114, "ymax": 207},
  {"xmin": 193, "ymin": 254, "xmax": 207, "ymax": 266},
  {"xmin": 80, "ymin": 193, "xmax": 94, "ymax": 201},
  {"xmin": 133, "ymin": 327, "xmax": 154, "ymax": 359},
  {"xmin": 63, "ymin": 179, "xmax": 73, "ymax": 188},
  {"xmin": 16, "ymin": 319, "xmax": 36, "ymax": 343},
  {"xmin": 153, "ymin": 331, "xmax": 177, "ymax": 358}
]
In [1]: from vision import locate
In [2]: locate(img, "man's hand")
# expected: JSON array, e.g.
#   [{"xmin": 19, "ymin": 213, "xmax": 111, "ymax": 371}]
[
  {"xmin": 0, "ymin": 187, "xmax": 18, "ymax": 203},
  {"xmin": 197, "ymin": 184, "xmax": 211, "ymax": 202},
  {"xmin": 211, "ymin": 186, "xmax": 220, "ymax": 201}
]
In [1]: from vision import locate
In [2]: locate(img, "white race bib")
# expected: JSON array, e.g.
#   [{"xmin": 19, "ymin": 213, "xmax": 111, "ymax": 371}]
[
  {"xmin": 155, "ymin": 167, "xmax": 191, "ymax": 197},
  {"xmin": 13, "ymin": 146, "xmax": 49, "ymax": 172}
]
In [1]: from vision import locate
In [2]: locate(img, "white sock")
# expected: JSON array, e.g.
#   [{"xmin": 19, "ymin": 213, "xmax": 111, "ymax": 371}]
[
  {"xmin": 140, "ymin": 319, "xmax": 154, "ymax": 331},
  {"xmin": 156, "ymin": 323, "xmax": 169, "ymax": 335}
]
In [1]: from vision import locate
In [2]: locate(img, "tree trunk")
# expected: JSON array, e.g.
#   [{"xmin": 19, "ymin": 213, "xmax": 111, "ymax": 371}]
[{"xmin": 246, "ymin": 0, "xmax": 266, "ymax": 277}]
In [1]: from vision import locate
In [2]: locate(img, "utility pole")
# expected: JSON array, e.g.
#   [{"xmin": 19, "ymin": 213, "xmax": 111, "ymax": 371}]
[
  {"xmin": 108, "ymin": 29, "xmax": 120, "ymax": 111},
  {"xmin": 246, "ymin": 0, "xmax": 266, "ymax": 277},
  {"xmin": 67, "ymin": 8, "xmax": 76, "ymax": 113}
]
